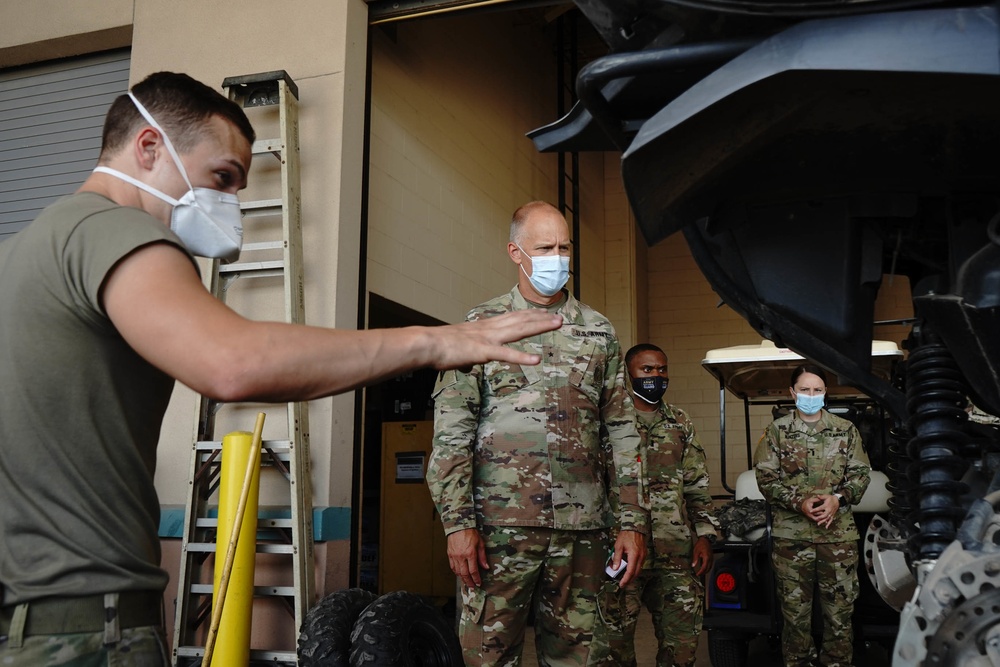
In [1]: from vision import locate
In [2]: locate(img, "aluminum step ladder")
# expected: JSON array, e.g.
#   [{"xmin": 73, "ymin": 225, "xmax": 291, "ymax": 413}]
[{"xmin": 172, "ymin": 70, "xmax": 313, "ymax": 667}]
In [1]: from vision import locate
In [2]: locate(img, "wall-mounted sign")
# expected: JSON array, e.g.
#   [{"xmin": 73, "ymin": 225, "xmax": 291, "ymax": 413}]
[{"xmin": 395, "ymin": 451, "xmax": 425, "ymax": 483}]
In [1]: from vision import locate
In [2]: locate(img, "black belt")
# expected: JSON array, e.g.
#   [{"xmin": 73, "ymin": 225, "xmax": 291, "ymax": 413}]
[{"xmin": 0, "ymin": 591, "xmax": 163, "ymax": 636}]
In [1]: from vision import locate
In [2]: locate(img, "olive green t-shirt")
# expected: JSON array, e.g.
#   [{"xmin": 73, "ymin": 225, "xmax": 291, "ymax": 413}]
[{"xmin": 0, "ymin": 192, "xmax": 193, "ymax": 604}]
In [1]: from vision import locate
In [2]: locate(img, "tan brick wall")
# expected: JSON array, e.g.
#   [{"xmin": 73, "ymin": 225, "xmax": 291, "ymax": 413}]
[{"xmin": 602, "ymin": 154, "xmax": 644, "ymax": 350}]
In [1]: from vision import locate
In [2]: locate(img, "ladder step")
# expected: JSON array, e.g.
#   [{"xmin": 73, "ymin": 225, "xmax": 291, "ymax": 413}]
[
  {"xmin": 241, "ymin": 240, "xmax": 285, "ymax": 252},
  {"xmin": 186, "ymin": 542, "xmax": 295, "ymax": 555},
  {"xmin": 219, "ymin": 260, "xmax": 285, "ymax": 275},
  {"xmin": 195, "ymin": 440, "xmax": 292, "ymax": 451},
  {"xmin": 241, "ymin": 198, "xmax": 283, "ymax": 212},
  {"xmin": 251, "ymin": 138, "xmax": 284, "ymax": 155},
  {"xmin": 195, "ymin": 517, "xmax": 294, "ymax": 529},
  {"xmin": 175, "ymin": 646, "xmax": 295, "ymax": 664},
  {"xmin": 189, "ymin": 584, "xmax": 296, "ymax": 597}
]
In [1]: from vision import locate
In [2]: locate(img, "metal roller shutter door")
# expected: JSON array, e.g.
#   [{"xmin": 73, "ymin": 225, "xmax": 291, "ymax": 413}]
[{"xmin": 0, "ymin": 49, "xmax": 130, "ymax": 241}]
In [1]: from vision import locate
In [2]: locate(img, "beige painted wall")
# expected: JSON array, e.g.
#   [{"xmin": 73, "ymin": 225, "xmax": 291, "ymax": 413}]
[
  {"xmin": 367, "ymin": 15, "xmax": 609, "ymax": 326},
  {"xmin": 0, "ymin": 0, "xmax": 132, "ymax": 67}
]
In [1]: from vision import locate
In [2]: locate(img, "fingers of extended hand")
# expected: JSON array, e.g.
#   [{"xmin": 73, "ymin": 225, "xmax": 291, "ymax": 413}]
[
  {"xmin": 436, "ymin": 312, "xmax": 562, "ymax": 370},
  {"xmin": 488, "ymin": 310, "xmax": 563, "ymax": 342},
  {"xmin": 479, "ymin": 312, "xmax": 562, "ymax": 365}
]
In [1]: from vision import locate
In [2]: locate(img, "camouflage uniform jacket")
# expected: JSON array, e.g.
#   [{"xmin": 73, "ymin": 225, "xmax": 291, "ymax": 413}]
[
  {"xmin": 426, "ymin": 286, "xmax": 647, "ymax": 535},
  {"xmin": 637, "ymin": 402, "xmax": 720, "ymax": 569},
  {"xmin": 753, "ymin": 410, "xmax": 871, "ymax": 543}
]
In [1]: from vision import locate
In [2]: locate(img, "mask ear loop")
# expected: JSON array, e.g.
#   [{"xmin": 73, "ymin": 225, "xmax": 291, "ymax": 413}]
[
  {"xmin": 515, "ymin": 244, "xmax": 533, "ymax": 281},
  {"xmin": 92, "ymin": 166, "xmax": 182, "ymax": 207},
  {"xmin": 128, "ymin": 92, "xmax": 196, "ymax": 194}
]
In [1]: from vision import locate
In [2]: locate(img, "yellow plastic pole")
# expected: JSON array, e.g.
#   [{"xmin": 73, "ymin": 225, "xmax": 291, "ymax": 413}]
[{"xmin": 206, "ymin": 413, "xmax": 265, "ymax": 666}]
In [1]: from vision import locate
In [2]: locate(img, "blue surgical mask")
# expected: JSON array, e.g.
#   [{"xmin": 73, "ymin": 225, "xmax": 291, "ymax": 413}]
[
  {"xmin": 795, "ymin": 393, "xmax": 825, "ymax": 416},
  {"xmin": 518, "ymin": 245, "xmax": 569, "ymax": 297}
]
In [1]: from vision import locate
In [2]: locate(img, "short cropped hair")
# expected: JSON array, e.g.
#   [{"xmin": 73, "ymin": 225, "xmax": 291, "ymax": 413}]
[
  {"xmin": 625, "ymin": 343, "xmax": 666, "ymax": 367},
  {"xmin": 99, "ymin": 71, "xmax": 255, "ymax": 160}
]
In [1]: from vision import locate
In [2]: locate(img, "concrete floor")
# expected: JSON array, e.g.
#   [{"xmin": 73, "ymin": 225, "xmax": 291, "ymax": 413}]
[
  {"xmin": 519, "ymin": 609, "xmax": 740, "ymax": 667},
  {"xmin": 519, "ymin": 609, "xmax": 894, "ymax": 666}
]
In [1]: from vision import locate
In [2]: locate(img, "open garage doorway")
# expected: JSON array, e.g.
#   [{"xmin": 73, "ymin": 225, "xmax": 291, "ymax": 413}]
[{"xmin": 355, "ymin": 294, "xmax": 455, "ymax": 607}]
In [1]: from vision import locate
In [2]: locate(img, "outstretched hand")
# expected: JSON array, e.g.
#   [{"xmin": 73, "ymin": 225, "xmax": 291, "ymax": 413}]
[{"xmin": 430, "ymin": 311, "xmax": 562, "ymax": 370}]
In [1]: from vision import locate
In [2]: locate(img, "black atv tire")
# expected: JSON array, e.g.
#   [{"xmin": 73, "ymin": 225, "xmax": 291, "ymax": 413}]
[
  {"xmin": 707, "ymin": 631, "xmax": 750, "ymax": 667},
  {"xmin": 349, "ymin": 590, "xmax": 463, "ymax": 666},
  {"xmin": 298, "ymin": 587, "xmax": 379, "ymax": 666}
]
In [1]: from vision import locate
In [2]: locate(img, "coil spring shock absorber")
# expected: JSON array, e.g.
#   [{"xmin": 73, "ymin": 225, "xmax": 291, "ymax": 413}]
[
  {"xmin": 886, "ymin": 424, "xmax": 913, "ymax": 530},
  {"xmin": 905, "ymin": 339, "xmax": 969, "ymax": 563}
]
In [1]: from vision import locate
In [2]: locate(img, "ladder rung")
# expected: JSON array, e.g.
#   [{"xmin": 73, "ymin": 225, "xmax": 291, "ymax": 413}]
[
  {"xmin": 176, "ymin": 647, "xmax": 296, "ymax": 665},
  {"xmin": 241, "ymin": 198, "xmax": 283, "ymax": 211},
  {"xmin": 195, "ymin": 440, "xmax": 292, "ymax": 452},
  {"xmin": 219, "ymin": 260, "xmax": 285, "ymax": 275},
  {"xmin": 175, "ymin": 646, "xmax": 296, "ymax": 664},
  {"xmin": 194, "ymin": 517, "xmax": 293, "ymax": 529},
  {"xmin": 188, "ymin": 584, "xmax": 296, "ymax": 597},
  {"xmin": 250, "ymin": 649, "xmax": 296, "ymax": 664},
  {"xmin": 251, "ymin": 138, "xmax": 284, "ymax": 155},
  {"xmin": 186, "ymin": 542, "xmax": 295, "ymax": 555},
  {"xmin": 241, "ymin": 240, "xmax": 285, "ymax": 252},
  {"xmin": 256, "ymin": 543, "xmax": 295, "ymax": 555}
]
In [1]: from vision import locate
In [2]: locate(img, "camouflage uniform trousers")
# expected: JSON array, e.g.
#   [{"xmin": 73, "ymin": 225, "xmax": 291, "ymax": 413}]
[
  {"xmin": 0, "ymin": 626, "xmax": 169, "ymax": 666},
  {"xmin": 589, "ymin": 565, "xmax": 704, "ymax": 667},
  {"xmin": 458, "ymin": 524, "xmax": 608, "ymax": 667},
  {"xmin": 771, "ymin": 538, "xmax": 859, "ymax": 667}
]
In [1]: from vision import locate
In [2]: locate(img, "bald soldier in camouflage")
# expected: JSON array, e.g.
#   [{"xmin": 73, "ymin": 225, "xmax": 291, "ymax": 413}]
[
  {"xmin": 591, "ymin": 343, "xmax": 719, "ymax": 667},
  {"xmin": 753, "ymin": 364, "xmax": 871, "ymax": 667},
  {"xmin": 427, "ymin": 201, "xmax": 648, "ymax": 667}
]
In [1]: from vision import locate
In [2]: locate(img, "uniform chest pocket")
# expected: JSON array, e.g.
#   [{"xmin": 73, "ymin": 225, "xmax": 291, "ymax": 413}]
[
  {"xmin": 566, "ymin": 339, "xmax": 603, "ymax": 387},
  {"xmin": 778, "ymin": 440, "xmax": 809, "ymax": 477},
  {"xmin": 484, "ymin": 360, "xmax": 536, "ymax": 396}
]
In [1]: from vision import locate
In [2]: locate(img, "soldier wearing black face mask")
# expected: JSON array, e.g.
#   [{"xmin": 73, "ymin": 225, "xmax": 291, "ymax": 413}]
[{"xmin": 591, "ymin": 343, "xmax": 720, "ymax": 667}]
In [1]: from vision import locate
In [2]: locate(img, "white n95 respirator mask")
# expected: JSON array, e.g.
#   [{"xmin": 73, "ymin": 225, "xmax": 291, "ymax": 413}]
[{"xmin": 93, "ymin": 92, "xmax": 243, "ymax": 263}]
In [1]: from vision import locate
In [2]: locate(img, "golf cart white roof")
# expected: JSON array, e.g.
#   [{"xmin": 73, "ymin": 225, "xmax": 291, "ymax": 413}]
[{"xmin": 702, "ymin": 339, "xmax": 903, "ymax": 401}]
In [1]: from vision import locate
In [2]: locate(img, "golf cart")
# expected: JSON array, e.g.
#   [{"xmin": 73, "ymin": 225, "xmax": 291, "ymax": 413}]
[{"xmin": 700, "ymin": 340, "xmax": 903, "ymax": 667}]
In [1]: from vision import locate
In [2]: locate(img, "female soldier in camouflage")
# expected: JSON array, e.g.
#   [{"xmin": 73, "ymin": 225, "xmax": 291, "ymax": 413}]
[{"xmin": 753, "ymin": 364, "xmax": 871, "ymax": 667}]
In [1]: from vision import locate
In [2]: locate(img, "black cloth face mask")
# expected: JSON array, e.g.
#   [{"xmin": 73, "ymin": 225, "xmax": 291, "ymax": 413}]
[{"xmin": 632, "ymin": 376, "xmax": 668, "ymax": 405}]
